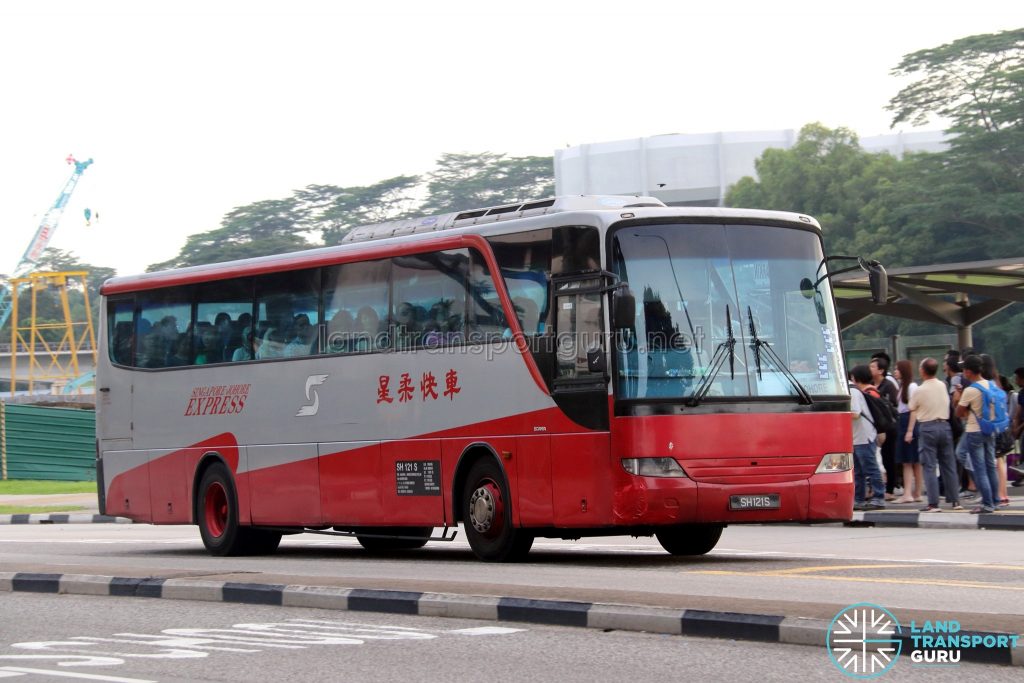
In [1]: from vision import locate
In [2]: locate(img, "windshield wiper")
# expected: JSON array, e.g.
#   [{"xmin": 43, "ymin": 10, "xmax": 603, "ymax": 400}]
[
  {"xmin": 688, "ymin": 304, "xmax": 735, "ymax": 406},
  {"xmin": 746, "ymin": 306, "xmax": 813, "ymax": 405}
]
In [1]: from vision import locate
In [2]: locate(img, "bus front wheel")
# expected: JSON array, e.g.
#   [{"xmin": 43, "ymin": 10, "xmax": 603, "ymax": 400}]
[
  {"xmin": 197, "ymin": 462, "xmax": 281, "ymax": 556},
  {"xmin": 462, "ymin": 459, "xmax": 533, "ymax": 562},
  {"xmin": 655, "ymin": 524, "xmax": 724, "ymax": 556}
]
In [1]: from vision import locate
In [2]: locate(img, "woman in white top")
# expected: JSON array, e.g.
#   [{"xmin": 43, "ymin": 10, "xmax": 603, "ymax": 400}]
[{"xmin": 893, "ymin": 359, "xmax": 923, "ymax": 503}]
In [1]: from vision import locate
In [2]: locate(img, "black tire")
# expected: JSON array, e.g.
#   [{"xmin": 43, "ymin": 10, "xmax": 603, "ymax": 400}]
[
  {"xmin": 655, "ymin": 524, "xmax": 724, "ymax": 556},
  {"xmin": 356, "ymin": 526, "xmax": 432, "ymax": 552},
  {"xmin": 244, "ymin": 528, "xmax": 283, "ymax": 555},
  {"xmin": 196, "ymin": 462, "xmax": 281, "ymax": 556},
  {"xmin": 461, "ymin": 459, "xmax": 533, "ymax": 562}
]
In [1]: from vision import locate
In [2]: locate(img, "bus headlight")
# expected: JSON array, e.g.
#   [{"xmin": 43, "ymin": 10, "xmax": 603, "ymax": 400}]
[
  {"xmin": 815, "ymin": 452, "xmax": 852, "ymax": 473},
  {"xmin": 621, "ymin": 457, "xmax": 688, "ymax": 478}
]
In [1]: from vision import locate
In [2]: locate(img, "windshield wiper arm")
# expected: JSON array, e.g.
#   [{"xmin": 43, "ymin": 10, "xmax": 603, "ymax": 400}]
[
  {"xmin": 688, "ymin": 304, "xmax": 735, "ymax": 406},
  {"xmin": 746, "ymin": 306, "xmax": 813, "ymax": 405}
]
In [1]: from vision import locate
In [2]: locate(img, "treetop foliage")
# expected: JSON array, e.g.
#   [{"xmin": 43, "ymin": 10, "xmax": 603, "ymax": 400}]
[{"xmin": 147, "ymin": 152, "xmax": 555, "ymax": 270}]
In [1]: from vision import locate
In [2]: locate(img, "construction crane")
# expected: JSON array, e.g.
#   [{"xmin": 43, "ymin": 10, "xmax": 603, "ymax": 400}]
[{"xmin": 0, "ymin": 155, "xmax": 94, "ymax": 332}]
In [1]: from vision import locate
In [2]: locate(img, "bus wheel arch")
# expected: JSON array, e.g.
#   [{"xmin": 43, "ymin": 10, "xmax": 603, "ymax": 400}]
[
  {"xmin": 193, "ymin": 455, "xmax": 280, "ymax": 557},
  {"xmin": 192, "ymin": 453, "xmax": 236, "ymax": 525},
  {"xmin": 454, "ymin": 445, "xmax": 533, "ymax": 562}
]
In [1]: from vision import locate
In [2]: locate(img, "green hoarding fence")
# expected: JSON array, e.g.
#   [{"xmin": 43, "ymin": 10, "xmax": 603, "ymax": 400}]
[{"xmin": 0, "ymin": 402, "xmax": 96, "ymax": 481}]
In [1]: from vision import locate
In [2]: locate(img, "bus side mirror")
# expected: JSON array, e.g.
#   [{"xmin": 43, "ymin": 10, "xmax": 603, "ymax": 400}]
[
  {"xmin": 612, "ymin": 289, "xmax": 635, "ymax": 329},
  {"xmin": 866, "ymin": 262, "xmax": 888, "ymax": 304}
]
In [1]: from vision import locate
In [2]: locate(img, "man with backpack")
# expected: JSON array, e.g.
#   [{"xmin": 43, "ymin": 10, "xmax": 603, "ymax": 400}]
[
  {"xmin": 851, "ymin": 365, "xmax": 887, "ymax": 510},
  {"xmin": 956, "ymin": 355, "xmax": 1005, "ymax": 513},
  {"xmin": 870, "ymin": 354, "xmax": 901, "ymax": 499}
]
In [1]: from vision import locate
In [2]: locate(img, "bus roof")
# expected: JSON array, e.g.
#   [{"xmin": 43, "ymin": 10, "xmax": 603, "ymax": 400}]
[{"xmin": 101, "ymin": 195, "xmax": 821, "ymax": 295}]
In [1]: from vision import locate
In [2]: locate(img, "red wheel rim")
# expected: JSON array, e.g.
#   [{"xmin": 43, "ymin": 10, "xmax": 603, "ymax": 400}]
[
  {"xmin": 204, "ymin": 482, "xmax": 228, "ymax": 538},
  {"xmin": 468, "ymin": 479, "xmax": 505, "ymax": 539}
]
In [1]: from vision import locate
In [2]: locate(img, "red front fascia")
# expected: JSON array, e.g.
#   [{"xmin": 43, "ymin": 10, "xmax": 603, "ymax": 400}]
[{"xmin": 609, "ymin": 411, "xmax": 854, "ymax": 524}]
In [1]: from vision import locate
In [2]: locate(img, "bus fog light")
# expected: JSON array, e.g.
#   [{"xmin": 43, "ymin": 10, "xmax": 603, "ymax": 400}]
[
  {"xmin": 816, "ymin": 452, "xmax": 852, "ymax": 473},
  {"xmin": 621, "ymin": 457, "xmax": 688, "ymax": 477}
]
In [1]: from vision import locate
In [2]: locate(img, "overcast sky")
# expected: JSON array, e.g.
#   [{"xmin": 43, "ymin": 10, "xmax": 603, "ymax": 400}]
[{"xmin": 2, "ymin": 0, "xmax": 1022, "ymax": 276}]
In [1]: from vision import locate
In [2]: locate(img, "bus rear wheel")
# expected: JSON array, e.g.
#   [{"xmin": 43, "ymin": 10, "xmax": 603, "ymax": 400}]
[
  {"xmin": 655, "ymin": 524, "xmax": 724, "ymax": 556},
  {"xmin": 462, "ymin": 459, "xmax": 533, "ymax": 562},
  {"xmin": 356, "ymin": 527, "xmax": 432, "ymax": 552},
  {"xmin": 197, "ymin": 462, "xmax": 281, "ymax": 556}
]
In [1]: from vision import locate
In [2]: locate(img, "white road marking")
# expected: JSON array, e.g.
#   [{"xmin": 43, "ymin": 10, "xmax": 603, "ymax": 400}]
[
  {"xmin": 448, "ymin": 627, "xmax": 525, "ymax": 636},
  {"xmin": 0, "ymin": 668, "xmax": 151, "ymax": 682}
]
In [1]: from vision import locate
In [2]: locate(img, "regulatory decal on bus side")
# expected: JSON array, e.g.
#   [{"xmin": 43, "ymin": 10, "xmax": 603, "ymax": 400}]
[{"xmin": 396, "ymin": 460, "xmax": 441, "ymax": 496}]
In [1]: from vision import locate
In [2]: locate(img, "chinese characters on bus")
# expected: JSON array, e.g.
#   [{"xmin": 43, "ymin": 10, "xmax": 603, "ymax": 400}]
[{"xmin": 377, "ymin": 370, "xmax": 461, "ymax": 404}]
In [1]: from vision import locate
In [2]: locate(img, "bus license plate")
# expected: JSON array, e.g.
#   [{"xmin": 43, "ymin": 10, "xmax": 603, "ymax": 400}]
[{"xmin": 729, "ymin": 494, "xmax": 781, "ymax": 510}]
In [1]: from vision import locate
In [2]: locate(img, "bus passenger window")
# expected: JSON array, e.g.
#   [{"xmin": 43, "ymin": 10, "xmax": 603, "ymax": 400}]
[
  {"xmin": 107, "ymin": 299, "xmax": 134, "ymax": 365},
  {"xmin": 195, "ymin": 278, "xmax": 253, "ymax": 364},
  {"xmin": 255, "ymin": 269, "xmax": 320, "ymax": 358},
  {"xmin": 467, "ymin": 250, "xmax": 505, "ymax": 342},
  {"xmin": 135, "ymin": 290, "xmax": 192, "ymax": 369},
  {"xmin": 323, "ymin": 259, "xmax": 390, "ymax": 354},
  {"xmin": 391, "ymin": 249, "xmax": 470, "ymax": 349}
]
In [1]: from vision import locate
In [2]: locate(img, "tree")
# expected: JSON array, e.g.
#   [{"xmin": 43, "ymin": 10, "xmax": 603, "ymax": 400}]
[
  {"xmin": 419, "ymin": 152, "xmax": 554, "ymax": 215},
  {"xmin": 886, "ymin": 29, "xmax": 1024, "ymax": 259},
  {"xmin": 298, "ymin": 175, "xmax": 421, "ymax": 246},
  {"xmin": 725, "ymin": 123, "xmax": 906, "ymax": 262},
  {"xmin": 147, "ymin": 198, "xmax": 312, "ymax": 271}
]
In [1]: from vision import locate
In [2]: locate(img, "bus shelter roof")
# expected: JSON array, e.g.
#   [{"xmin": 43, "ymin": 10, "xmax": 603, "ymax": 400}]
[{"xmin": 831, "ymin": 257, "xmax": 1024, "ymax": 332}]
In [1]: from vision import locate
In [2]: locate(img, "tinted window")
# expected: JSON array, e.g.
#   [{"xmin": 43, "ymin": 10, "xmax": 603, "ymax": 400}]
[
  {"xmin": 255, "ymin": 269, "xmax": 320, "ymax": 359},
  {"xmin": 466, "ymin": 250, "xmax": 506, "ymax": 342},
  {"xmin": 195, "ymin": 278, "xmax": 253, "ymax": 364},
  {"xmin": 391, "ymin": 249, "xmax": 470, "ymax": 349},
  {"xmin": 107, "ymin": 298, "xmax": 135, "ymax": 365},
  {"xmin": 135, "ymin": 289, "xmax": 193, "ymax": 369},
  {"xmin": 323, "ymin": 259, "xmax": 390, "ymax": 353}
]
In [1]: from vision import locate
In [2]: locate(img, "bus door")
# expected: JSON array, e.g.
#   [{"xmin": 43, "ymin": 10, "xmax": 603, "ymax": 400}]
[{"xmin": 549, "ymin": 273, "xmax": 613, "ymax": 525}]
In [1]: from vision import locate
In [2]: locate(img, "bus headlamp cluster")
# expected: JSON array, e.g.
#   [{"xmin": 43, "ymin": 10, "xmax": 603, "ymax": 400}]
[
  {"xmin": 815, "ymin": 452, "xmax": 852, "ymax": 473},
  {"xmin": 621, "ymin": 457, "xmax": 688, "ymax": 478}
]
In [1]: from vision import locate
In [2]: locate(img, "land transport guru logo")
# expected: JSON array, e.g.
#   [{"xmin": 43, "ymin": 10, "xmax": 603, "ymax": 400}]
[
  {"xmin": 827, "ymin": 602, "xmax": 1020, "ymax": 677},
  {"xmin": 827, "ymin": 603, "xmax": 902, "ymax": 678}
]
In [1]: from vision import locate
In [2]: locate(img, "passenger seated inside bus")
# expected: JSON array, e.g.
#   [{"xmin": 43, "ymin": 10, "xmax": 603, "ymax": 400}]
[
  {"xmin": 324, "ymin": 310, "xmax": 355, "ymax": 353},
  {"xmin": 194, "ymin": 327, "xmax": 222, "ymax": 365},
  {"xmin": 394, "ymin": 302, "xmax": 420, "ymax": 349},
  {"xmin": 354, "ymin": 306, "xmax": 381, "ymax": 351},
  {"xmin": 231, "ymin": 327, "xmax": 255, "ymax": 361},
  {"xmin": 256, "ymin": 327, "xmax": 287, "ymax": 359},
  {"xmin": 284, "ymin": 313, "xmax": 315, "ymax": 357}
]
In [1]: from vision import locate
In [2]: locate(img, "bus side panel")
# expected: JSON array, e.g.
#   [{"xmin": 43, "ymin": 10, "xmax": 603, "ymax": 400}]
[
  {"xmin": 103, "ymin": 450, "xmax": 152, "ymax": 522},
  {"xmin": 148, "ymin": 448, "xmax": 190, "ymax": 524},
  {"xmin": 319, "ymin": 441, "xmax": 382, "ymax": 526},
  {"xmin": 248, "ymin": 444, "xmax": 322, "ymax": 526},
  {"xmin": 379, "ymin": 440, "xmax": 445, "ymax": 525},
  {"xmin": 550, "ymin": 433, "xmax": 613, "ymax": 527},
  {"xmin": 515, "ymin": 435, "xmax": 553, "ymax": 526},
  {"xmin": 442, "ymin": 437, "xmax": 519, "ymax": 526}
]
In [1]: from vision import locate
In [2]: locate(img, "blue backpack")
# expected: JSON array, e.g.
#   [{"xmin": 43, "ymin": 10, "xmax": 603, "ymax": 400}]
[{"xmin": 973, "ymin": 381, "xmax": 1010, "ymax": 436}]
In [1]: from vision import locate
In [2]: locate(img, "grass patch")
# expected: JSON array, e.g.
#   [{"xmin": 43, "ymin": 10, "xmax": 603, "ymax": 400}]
[
  {"xmin": 0, "ymin": 505, "xmax": 87, "ymax": 514},
  {"xmin": 0, "ymin": 480, "xmax": 96, "ymax": 495}
]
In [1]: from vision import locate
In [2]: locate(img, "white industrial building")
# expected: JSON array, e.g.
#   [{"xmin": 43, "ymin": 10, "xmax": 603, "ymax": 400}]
[{"xmin": 554, "ymin": 129, "xmax": 949, "ymax": 206}]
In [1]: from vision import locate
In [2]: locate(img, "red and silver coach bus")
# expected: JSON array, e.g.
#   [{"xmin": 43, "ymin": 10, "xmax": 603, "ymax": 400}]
[{"xmin": 96, "ymin": 195, "xmax": 881, "ymax": 561}]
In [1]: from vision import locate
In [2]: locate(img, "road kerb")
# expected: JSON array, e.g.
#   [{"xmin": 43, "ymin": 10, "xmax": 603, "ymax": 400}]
[{"xmin": 1, "ymin": 571, "xmax": 1020, "ymax": 666}]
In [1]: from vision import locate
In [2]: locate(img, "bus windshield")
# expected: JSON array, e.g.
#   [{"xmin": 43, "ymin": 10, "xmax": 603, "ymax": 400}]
[{"xmin": 612, "ymin": 223, "xmax": 846, "ymax": 401}]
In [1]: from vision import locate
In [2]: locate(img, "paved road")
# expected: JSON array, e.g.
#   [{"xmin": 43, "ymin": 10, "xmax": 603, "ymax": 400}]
[
  {"xmin": 0, "ymin": 523, "xmax": 1021, "ymax": 634},
  {"xmin": 0, "ymin": 592, "xmax": 1016, "ymax": 682}
]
